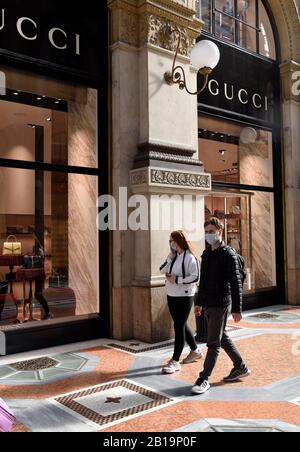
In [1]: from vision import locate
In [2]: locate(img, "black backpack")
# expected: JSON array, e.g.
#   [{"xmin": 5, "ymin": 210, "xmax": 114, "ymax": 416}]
[{"xmin": 224, "ymin": 246, "xmax": 247, "ymax": 287}]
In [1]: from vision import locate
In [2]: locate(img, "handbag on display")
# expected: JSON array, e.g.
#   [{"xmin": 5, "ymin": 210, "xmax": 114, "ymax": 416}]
[
  {"xmin": 2, "ymin": 235, "xmax": 22, "ymax": 256},
  {"xmin": 230, "ymin": 205, "xmax": 241, "ymax": 215},
  {"xmin": 23, "ymin": 255, "xmax": 44, "ymax": 269},
  {"xmin": 49, "ymin": 270, "xmax": 68, "ymax": 288}
]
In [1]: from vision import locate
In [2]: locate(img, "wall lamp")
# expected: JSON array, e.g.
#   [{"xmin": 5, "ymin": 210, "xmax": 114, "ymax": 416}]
[{"xmin": 164, "ymin": 31, "xmax": 220, "ymax": 96}]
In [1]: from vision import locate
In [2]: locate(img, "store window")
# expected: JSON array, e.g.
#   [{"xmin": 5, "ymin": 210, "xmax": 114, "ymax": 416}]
[
  {"xmin": 199, "ymin": 115, "xmax": 277, "ymax": 294},
  {"xmin": 199, "ymin": 115, "xmax": 274, "ymax": 188},
  {"xmin": 0, "ymin": 68, "xmax": 99, "ymax": 327},
  {"xmin": 196, "ymin": 0, "xmax": 276, "ymax": 60},
  {"xmin": 205, "ymin": 191, "xmax": 276, "ymax": 293}
]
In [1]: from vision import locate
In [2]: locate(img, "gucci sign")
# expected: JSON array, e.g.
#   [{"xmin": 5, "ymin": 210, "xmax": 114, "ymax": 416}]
[{"xmin": 0, "ymin": 9, "xmax": 81, "ymax": 55}]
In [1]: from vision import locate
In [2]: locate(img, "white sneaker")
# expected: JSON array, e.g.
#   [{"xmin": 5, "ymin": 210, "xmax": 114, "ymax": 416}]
[
  {"xmin": 162, "ymin": 360, "xmax": 181, "ymax": 374},
  {"xmin": 191, "ymin": 379, "xmax": 211, "ymax": 395},
  {"xmin": 182, "ymin": 349, "xmax": 204, "ymax": 364}
]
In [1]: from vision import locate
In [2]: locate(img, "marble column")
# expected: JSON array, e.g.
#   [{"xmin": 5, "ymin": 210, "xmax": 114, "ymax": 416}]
[
  {"xmin": 280, "ymin": 61, "xmax": 300, "ymax": 305},
  {"xmin": 108, "ymin": 0, "xmax": 211, "ymax": 342},
  {"xmin": 68, "ymin": 89, "xmax": 99, "ymax": 315}
]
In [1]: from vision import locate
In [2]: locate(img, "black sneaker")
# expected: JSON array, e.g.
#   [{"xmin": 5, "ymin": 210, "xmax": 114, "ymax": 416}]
[
  {"xmin": 191, "ymin": 378, "xmax": 211, "ymax": 395},
  {"xmin": 223, "ymin": 365, "xmax": 251, "ymax": 383}
]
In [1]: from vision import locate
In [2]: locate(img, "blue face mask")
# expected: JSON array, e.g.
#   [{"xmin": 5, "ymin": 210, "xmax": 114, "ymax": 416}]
[{"xmin": 205, "ymin": 234, "xmax": 219, "ymax": 246}]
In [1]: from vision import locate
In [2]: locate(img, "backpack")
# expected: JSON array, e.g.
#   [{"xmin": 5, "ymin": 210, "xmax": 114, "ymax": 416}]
[{"xmin": 224, "ymin": 246, "xmax": 247, "ymax": 287}]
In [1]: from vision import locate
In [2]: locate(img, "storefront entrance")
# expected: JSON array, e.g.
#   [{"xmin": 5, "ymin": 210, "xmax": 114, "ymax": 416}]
[
  {"xmin": 0, "ymin": 0, "xmax": 109, "ymax": 355},
  {"xmin": 197, "ymin": 32, "xmax": 284, "ymax": 309}
]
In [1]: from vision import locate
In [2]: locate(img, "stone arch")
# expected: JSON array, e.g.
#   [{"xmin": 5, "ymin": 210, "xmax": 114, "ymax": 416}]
[{"xmin": 267, "ymin": 0, "xmax": 300, "ymax": 62}]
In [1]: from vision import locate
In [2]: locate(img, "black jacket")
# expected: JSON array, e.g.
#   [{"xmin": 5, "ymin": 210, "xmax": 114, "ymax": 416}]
[{"xmin": 195, "ymin": 242, "xmax": 243, "ymax": 313}]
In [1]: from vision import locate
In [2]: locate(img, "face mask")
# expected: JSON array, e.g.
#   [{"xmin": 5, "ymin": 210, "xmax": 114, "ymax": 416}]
[
  {"xmin": 170, "ymin": 242, "xmax": 177, "ymax": 252},
  {"xmin": 205, "ymin": 234, "xmax": 219, "ymax": 246}
]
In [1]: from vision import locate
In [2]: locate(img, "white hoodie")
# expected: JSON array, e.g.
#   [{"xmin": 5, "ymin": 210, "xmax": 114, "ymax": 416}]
[{"xmin": 159, "ymin": 250, "xmax": 200, "ymax": 297}]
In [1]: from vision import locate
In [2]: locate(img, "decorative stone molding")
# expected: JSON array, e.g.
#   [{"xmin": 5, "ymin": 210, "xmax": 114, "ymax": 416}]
[
  {"xmin": 130, "ymin": 170, "xmax": 148, "ymax": 186},
  {"xmin": 133, "ymin": 142, "xmax": 203, "ymax": 170},
  {"xmin": 108, "ymin": 0, "xmax": 203, "ymax": 55},
  {"xmin": 135, "ymin": 150, "xmax": 202, "ymax": 165},
  {"xmin": 130, "ymin": 167, "xmax": 211, "ymax": 191},
  {"xmin": 151, "ymin": 168, "xmax": 210, "ymax": 187},
  {"xmin": 138, "ymin": 141, "xmax": 196, "ymax": 157},
  {"xmin": 268, "ymin": 0, "xmax": 300, "ymax": 63}
]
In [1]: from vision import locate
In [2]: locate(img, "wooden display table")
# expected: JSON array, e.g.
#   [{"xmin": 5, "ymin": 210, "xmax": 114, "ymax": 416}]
[
  {"xmin": 0, "ymin": 255, "xmax": 24, "ymax": 293},
  {"xmin": 16, "ymin": 268, "xmax": 45, "ymax": 322}
]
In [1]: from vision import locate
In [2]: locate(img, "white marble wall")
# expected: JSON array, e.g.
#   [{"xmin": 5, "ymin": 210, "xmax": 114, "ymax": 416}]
[
  {"xmin": 68, "ymin": 89, "xmax": 99, "ymax": 315},
  {"xmin": 283, "ymin": 99, "xmax": 300, "ymax": 304},
  {"xmin": 109, "ymin": 1, "xmax": 204, "ymax": 340},
  {"xmin": 146, "ymin": 48, "xmax": 198, "ymax": 153},
  {"xmin": 110, "ymin": 44, "xmax": 140, "ymax": 339},
  {"xmin": 240, "ymin": 135, "xmax": 276, "ymax": 289}
]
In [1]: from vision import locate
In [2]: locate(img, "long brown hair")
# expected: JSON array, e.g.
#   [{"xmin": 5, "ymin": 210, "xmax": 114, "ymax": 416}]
[{"xmin": 170, "ymin": 230, "xmax": 195, "ymax": 255}]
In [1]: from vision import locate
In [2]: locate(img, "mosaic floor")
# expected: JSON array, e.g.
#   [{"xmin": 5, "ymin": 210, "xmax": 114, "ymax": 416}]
[{"xmin": 0, "ymin": 305, "xmax": 300, "ymax": 432}]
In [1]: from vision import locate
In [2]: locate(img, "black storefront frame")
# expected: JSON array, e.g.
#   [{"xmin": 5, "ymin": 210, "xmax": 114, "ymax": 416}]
[
  {"xmin": 0, "ymin": 9, "xmax": 110, "ymax": 355},
  {"xmin": 198, "ymin": 104, "xmax": 285, "ymax": 311},
  {"xmin": 197, "ymin": 1, "xmax": 285, "ymax": 311}
]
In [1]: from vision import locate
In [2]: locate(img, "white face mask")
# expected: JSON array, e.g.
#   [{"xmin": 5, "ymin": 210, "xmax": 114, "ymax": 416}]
[
  {"xmin": 205, "ymin": 233, "xmax": 220, "ymax": 246},
  {"xmin": 170, "ymin": 241, "xmax": 177, "ymax": 252}
]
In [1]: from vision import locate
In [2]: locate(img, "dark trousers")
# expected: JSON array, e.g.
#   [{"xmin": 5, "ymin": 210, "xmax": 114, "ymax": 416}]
[
  {"xmin": 200, "ymin": 306, "xmax": 244, "ymax": 380},
  {"xmin": 168, "ymin": 296, "xmax": 198, "ymax": 362},
  {"xmin": 35, "ymin": 278, "xmax": 50, "ymax": 316}
]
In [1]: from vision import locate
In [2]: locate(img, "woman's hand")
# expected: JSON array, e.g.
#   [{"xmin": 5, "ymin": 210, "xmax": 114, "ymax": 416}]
[
  {"xmin": 166, "ymin": 274, "xmax": 176, "ymax": 285},
  {"xmin": 168, "ymin": 251, "xmax": 176, "ymax": 260}
]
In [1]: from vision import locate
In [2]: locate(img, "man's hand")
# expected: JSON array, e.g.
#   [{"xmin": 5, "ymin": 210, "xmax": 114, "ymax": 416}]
[
  {"xmin": 194, "ymin": 306, "xmax": 202, "ymax": 317},
  {"xmin": 166, "ymin": 274, "xmax": 176, "ymax": 285},
  {"xmin": 232, "ymin": 313, "xmax": 242, "ymax": 323}
]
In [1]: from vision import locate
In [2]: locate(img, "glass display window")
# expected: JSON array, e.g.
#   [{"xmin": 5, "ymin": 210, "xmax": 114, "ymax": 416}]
[
  {"xmin": 205, "ymin": 190, "xmax": 276, "ymax": 294},
  {"xmin": 0, "ymin": 68, "xmax": 99, "ymax": 328},
  {"xmin": 196, "ymin": 0, "xmax": 277, "ymax": 60},
  {"xmin": 199, "ymin": 115, "xmax": 274, "ymax": 188}
]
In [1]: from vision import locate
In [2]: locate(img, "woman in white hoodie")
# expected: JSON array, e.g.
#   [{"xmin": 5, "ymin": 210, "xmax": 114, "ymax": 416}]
[{"xmin": 160, "ymin": 230, "xmax": 203, "ymax": 374}]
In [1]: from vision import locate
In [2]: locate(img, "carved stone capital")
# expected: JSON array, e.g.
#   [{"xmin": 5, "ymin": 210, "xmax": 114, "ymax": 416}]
[{"xmin": 108, "ymin": 0, "xmax": 203, "ymax": 55}]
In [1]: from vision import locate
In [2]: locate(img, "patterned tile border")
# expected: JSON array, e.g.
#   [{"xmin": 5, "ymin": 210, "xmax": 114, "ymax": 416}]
[
  {"xmin": 105, "ymin": 329, "xmax": 245, "ymax": 354},
  {"xmin": 244, "ymin": 311, "xmax": 300, "ymax": 324},
  {"xmin": 10, "ymin": 357, "xmax": 58, "ymax": 372},
  {"xmin": 226, "ymin": 325, "xmax": 246, "ymax": 332},
  {"xmin": 107, "ymin": 341, "xmax": 175, "ymax": 355},
  {"xmin": 0, "ymin": 353, "xmax": 98, "ymax": 385},
  {"xmin": 51, "ymin": 379, "xmax": 178, "ymax": 430},
  {"xmin": 175, "ymin": 418, "xmax": 300, "ymax": 433}
]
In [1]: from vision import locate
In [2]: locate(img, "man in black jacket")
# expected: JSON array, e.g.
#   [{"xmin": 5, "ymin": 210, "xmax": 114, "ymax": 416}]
[{"xmin": 192, "ymin": 218, "xmax": 251, "ymax": 395}]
